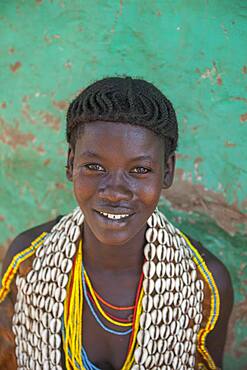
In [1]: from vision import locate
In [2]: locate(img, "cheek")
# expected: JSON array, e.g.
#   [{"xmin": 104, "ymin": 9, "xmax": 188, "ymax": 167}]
[
  {"xmin": 72, "ymin": 171, "xmax": 96, "ymax": 205},
  {"xmin": 138, "ymin": 179, "xmax": 163, "ymax": 208}
]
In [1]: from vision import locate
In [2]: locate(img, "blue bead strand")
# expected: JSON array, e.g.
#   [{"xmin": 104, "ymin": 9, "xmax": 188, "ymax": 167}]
[{"xmin": 82, "ymin": 265, "xmax": 133, "ymax": 336}]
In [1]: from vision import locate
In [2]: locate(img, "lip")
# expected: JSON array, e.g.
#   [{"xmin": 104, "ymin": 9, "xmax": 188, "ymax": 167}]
[{"xmin": 94, "ymin": 209, "xmax": 135, "ymax": 225}]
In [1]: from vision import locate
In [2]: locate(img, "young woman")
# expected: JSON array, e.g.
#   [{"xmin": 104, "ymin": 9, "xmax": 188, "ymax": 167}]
[{"xmin": 0, "ymin": 77, "xmax": 233, "ymax": 370}]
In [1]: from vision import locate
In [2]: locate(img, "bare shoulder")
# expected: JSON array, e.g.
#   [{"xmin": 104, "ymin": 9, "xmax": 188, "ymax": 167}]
[
  {"xmin": 190, "ymin": 237, "xmax": 234, "ymax": 301},
  {"xmin": 1, "ymin": 216, "xmax": 63, "ymax": 277},
  {"xmin": 188, "ymin": 236, "xmax": 234, "ymax": 367}
]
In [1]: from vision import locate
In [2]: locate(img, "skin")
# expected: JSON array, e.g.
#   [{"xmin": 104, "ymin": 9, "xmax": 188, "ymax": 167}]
[{"xmin": 0, "ymin": 120, "xmax": 233, "ymax": 370}]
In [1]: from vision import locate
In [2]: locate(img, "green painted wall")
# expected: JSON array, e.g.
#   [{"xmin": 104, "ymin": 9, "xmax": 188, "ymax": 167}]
[{"xmin": 0, "ymin": 1, "xmax": 246, "ymax": 368}]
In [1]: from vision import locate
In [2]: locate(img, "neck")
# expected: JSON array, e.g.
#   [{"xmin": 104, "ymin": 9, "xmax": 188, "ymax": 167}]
[{"xmin": 82, "ymin": 222, "xmax": 146, "ymax": 275}]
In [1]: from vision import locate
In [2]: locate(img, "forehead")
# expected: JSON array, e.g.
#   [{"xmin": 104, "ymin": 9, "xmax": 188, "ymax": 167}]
[{"xmin": 74, "ymin": 121, "xmax": 164, "ymax": 160}]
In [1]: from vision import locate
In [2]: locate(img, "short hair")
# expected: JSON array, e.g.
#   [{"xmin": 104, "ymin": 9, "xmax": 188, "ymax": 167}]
[{"xmin": 66, "ymin": 76, "xmax": 178, "ymax": 157}]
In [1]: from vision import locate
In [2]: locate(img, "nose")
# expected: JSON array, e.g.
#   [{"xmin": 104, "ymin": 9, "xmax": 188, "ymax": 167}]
[{"xmin": 98, "ymin": 171, "xmax": 133, "ymax": 203}]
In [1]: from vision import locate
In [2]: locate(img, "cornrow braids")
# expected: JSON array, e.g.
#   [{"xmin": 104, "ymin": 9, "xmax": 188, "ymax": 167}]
[{"xmin": 66, "ymin": 77, "xmax": 178, "ymax": 158}]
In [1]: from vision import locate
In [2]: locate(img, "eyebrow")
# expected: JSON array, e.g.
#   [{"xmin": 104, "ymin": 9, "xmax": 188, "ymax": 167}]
[{"xmin": 79, "ymin": 151, "xmax": 154, "ymax": 162}]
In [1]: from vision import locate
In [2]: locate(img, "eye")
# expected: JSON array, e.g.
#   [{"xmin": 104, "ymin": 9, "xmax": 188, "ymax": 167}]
[
  {"xmin": 131, "ymin": 167, "xmax": 151, "ymax": 174},
  {"xmin": 85, "ymin": 163, "xmax": 105, "ymax": 171}
]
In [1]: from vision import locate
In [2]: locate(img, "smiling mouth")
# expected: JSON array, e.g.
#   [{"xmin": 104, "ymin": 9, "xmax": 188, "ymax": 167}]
[{"xmin": 96, "ymin": 210, "xmax": 133, "ymax": 221}]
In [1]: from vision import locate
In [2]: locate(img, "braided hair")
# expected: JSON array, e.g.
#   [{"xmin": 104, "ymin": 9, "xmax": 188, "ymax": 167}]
[{"xmin": 66, "ymin": 77, "xmax": 178, "ymax": 158}]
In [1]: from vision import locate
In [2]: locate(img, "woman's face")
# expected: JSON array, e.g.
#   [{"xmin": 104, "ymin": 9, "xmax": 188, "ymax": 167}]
[{"xmin": 69, "ymin": 121, "xmax": 174, "ymax": 246}]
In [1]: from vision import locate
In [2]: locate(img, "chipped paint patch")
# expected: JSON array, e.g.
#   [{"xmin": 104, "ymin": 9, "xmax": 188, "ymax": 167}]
[
  {"xmin": 163, "ymin": 169, "xmax": 247, "ymax": 235},
  {"xmin": 0, "ymin": 118, "xmax": 35, "ymax": 149},
  {"xmin": 240, "ymin": 113, "xmax": 247, "ymax": 122},
  {"xmin": 10, "ymin": 61, "xmax": 22, "ymax": 73}
]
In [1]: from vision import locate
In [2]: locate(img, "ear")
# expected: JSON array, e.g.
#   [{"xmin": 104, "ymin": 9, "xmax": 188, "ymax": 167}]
[
  {"xmin": 163, "ymin": 153, "xmax": 176, "ymax": 189},
  {"xmin": 66, "ymin": 145, "xmax": 74, "ymax": 182}
]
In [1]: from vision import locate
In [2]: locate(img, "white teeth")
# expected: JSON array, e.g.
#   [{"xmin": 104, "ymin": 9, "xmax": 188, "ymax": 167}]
[{"xmin": 99, "ymin": 212, "xmax": 130, "ymax": 220}]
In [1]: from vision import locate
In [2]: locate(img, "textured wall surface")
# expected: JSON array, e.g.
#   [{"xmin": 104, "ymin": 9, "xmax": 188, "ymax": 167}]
[{"xmin": 0, "ymin": 1, "xmax": 246, "ymax": 368}]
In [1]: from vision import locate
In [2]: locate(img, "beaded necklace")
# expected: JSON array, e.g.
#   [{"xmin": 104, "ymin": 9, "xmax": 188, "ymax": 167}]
[{"xmin": 8, "ymin": 207, "xmax": 220, "ymax": 370}]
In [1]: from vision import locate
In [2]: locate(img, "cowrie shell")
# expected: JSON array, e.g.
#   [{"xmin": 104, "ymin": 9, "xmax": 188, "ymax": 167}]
[
  {"xmin": 156, "ymin": 244, "xmax": 167, "ymax": 261},
  {"xmin": 177, "ymin": 328, "xmax": 186, "ymax": 342},
  {"xmin": 167, "ymin": 334, "xmax": 177, "ymax": 348},
  {"xmin": 41, "ymin": 312, "xmax": 52, "ymax": 328},
  {"xmin": 54, "ymin": 252, "xmax": 64, "ymax": 268},
  {"xmin": 144, "ymin": 243, "xmax": 156, "ymax": 261},
  {"xmin": 153, "ymin": 294, "xmax": 164, "ymax": 309},
  {"xmin": 57, "ymin": 273, "xmax": 69, "ymax": 288},
  {"xmin": 139, "ymin": 312, "xmax": 152, "ymax": 330},
  {"xmin": 182, "ymin": 285, "xmax": 191, "ymax": 299},
  {"xmin": 26, "ymin": 270, "xmax": 38, "ymax": 284},
  {"xmin": 191, "ymin": 343, "xmax": 197, "ymax": 355},
  {"xmin": 164, "ymin": 291, "xmax": 173, "ymax": 306},
  {"xmin": 175, "ymin": 263, "xmax": 183, "ymax": 277},
  {"xmin": 42, "ymin": 267, "xmax": 51, "ymax": 282},
  {"xmin": 186, "ymin": 328, "xmax": 193, "ymax": 341},
  {"xmin": 142, "ymin": 294, "xmax": 153, "ymax": 312},
  {"xmin": 163, "ymin": 307, "xmax": 173, "ymax": 325},
  {"xmin": 65, "ymin": 242, "xmax": 77, "ymax": 259},
  {"xmin": 181, "ymin": 354, "xmax": 189, "ymax": 366},
  {"xmin": 195, "ymin": 313, "xmax": 203, "ymax": 324},
  {"xmin": 149, "ymin": 324, "xmax": 160, "ymax": 340},
  {"xmin": 197, "ymin": 291, "xmax": 204, "ymax": 302},
  {"xmin": 167, "ymin": 222, "xmax": 175, "ymax": 235},
  {"xmin": 134, "ymin": 347, "xmax": 148, "ymax": 365},
  {"xmin": 188, "ymin": 307, "xmax": 197, "ymax": 319},
  {"xmin": 61, "ymin": 258, "xmax": 73, "ymax": 274},
  {"xmin": 50, "ymin": 349, "xmax": 61, "ymax": 365},
  {"xmin": 137, "ymin": 329, "xmax": 150, "ymax": 347},
  {"xmin": 196, "ymin": 279, "xmax": 204, "ymax": 291},
  {"xmin": 151, "ymin": 309, "xmax": 162, "ymax": 325},
  {"xmin": 157, "ymin": 338, "xmax": 167, "ymax": 354},
  {"xmin": 156, "ymin": 261, "xmax": 166, "ymax": 277},
  {"xmin": 175, "ymin": 277, "xmax": 183, "ymax": 292},
  {"xmin": 166, "ymin": 263, "xmax": 175, "ymax": 278},
  {"xmin": 181, "ymin": 299, "xmax": 190, "ymax": 313},
  {"xmin": 147, "ymin": 339, "xmax": 157, "ymax": 355},
  {"xmin": 143, "ymin": 278, "xmax": 155, "ymax": 295},
  {"xmin": 52, "ymin": 302, "xmax": 64, "ymax": 318},
  {"xmin": 173, "ymin": 307, "xmax": 182, "ymax": 321},
  {"xmin": 147, "ymin": 213, "xmax": 158, "ymax": 227},
  {"xmin": 179, "ymin": 314, "xmax": 189, "ymax": 329},
  {"xmin": 166, "ymin": 247, "xmax": 174, "ymax": 262},
  {"xmin": 173, "ymin": 292, "xmax": 183, "ymax": 307},
  {"xmin": 44, "ymin": 297, "xmax": 54, "ymax": 313},
  {"xmin": 157, "ymin": 213, "xmax": 166, "ymax": 228},
  {"xmin": 189, "ymin": 295, "xmax": 197, "ymax": 307},
  {"xmin": 55, "ymin": 287, "xmax": 66, "ymax": 302},
  {"xmin": 174, "ymin": 342, "xmax": 184, "ymax": 357},
  {"xmin": 174, "ymin": 249, "xmax": 182, "ymax": 263},
  {"xmin": 155, "ymin": 278, "xmax": 166, "ymax": 294},
  {"xmin": 158, "ymin": 228, "xmax": 169, "ymax": 245},
  {"xmin": 69, "ymin": 225, "xmax": 80, "ymax": 242},
  {"xmin": 144, "ymin": 355, "xmax": 155, "ymax": 368},
  {"xmin": 160, "ymin": 325, "xmax": 170, "ymax": 340},
  {"xmin": 48, "ymin": 282, "xmax": 57, "ymax": 297},
  {"xmin": 182, "ymin": 271, "xmax": 191, "ymax": 285},
  {"xmin": 155, "ymin": 352, "xmax": 163, "ymax": 366},
  {"xmin": 49, "ymin": 334, "xmax": 61, "ymax": 349},
  {"xmin": 181, "ymin": 259, "xmax": 190, "ymax": 272},
  {"xmin": 164, "ymin": 350, "xmax": 174, "ymax": 365},
  {"xmin": 189, "ymin": 355, "xmax": 195, "ymax": 367},
  {"xmin": 172, "ymin": 356, "xmax": 181, "ymax": 369},
  {"xmin": 145, "ymin": 228, "xmax": 158, "ymax": 243},
  {"xmin": 50, "ymin": 318, "xmax": 62, "ymax": 334},
  {"xmin": 170, "ymin": 320, "xmax": 179, "ymax": 335},
  {"xmin": 166, "ymin": 278, "xmax": 175, "ymax": 291},
  {"xmin": 143, "ymin": 261, "xmax": 156, "ymax": 279}
]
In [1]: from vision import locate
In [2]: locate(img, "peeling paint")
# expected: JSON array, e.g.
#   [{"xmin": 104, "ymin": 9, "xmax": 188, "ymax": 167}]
[
  {"xmin": 163, "ymin": 169, "xmax": 247, "ymax": 235},
  {"xmin": 240, "ymin": 113, "xmax": 247, "ymax": 122},
  {"xmin": 10, "ymin": 61, "xmax": 21, "ymax": 73},
  {"xmin": 0, "ymin": 118, "xmax": 35, "ymax": 149}
]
